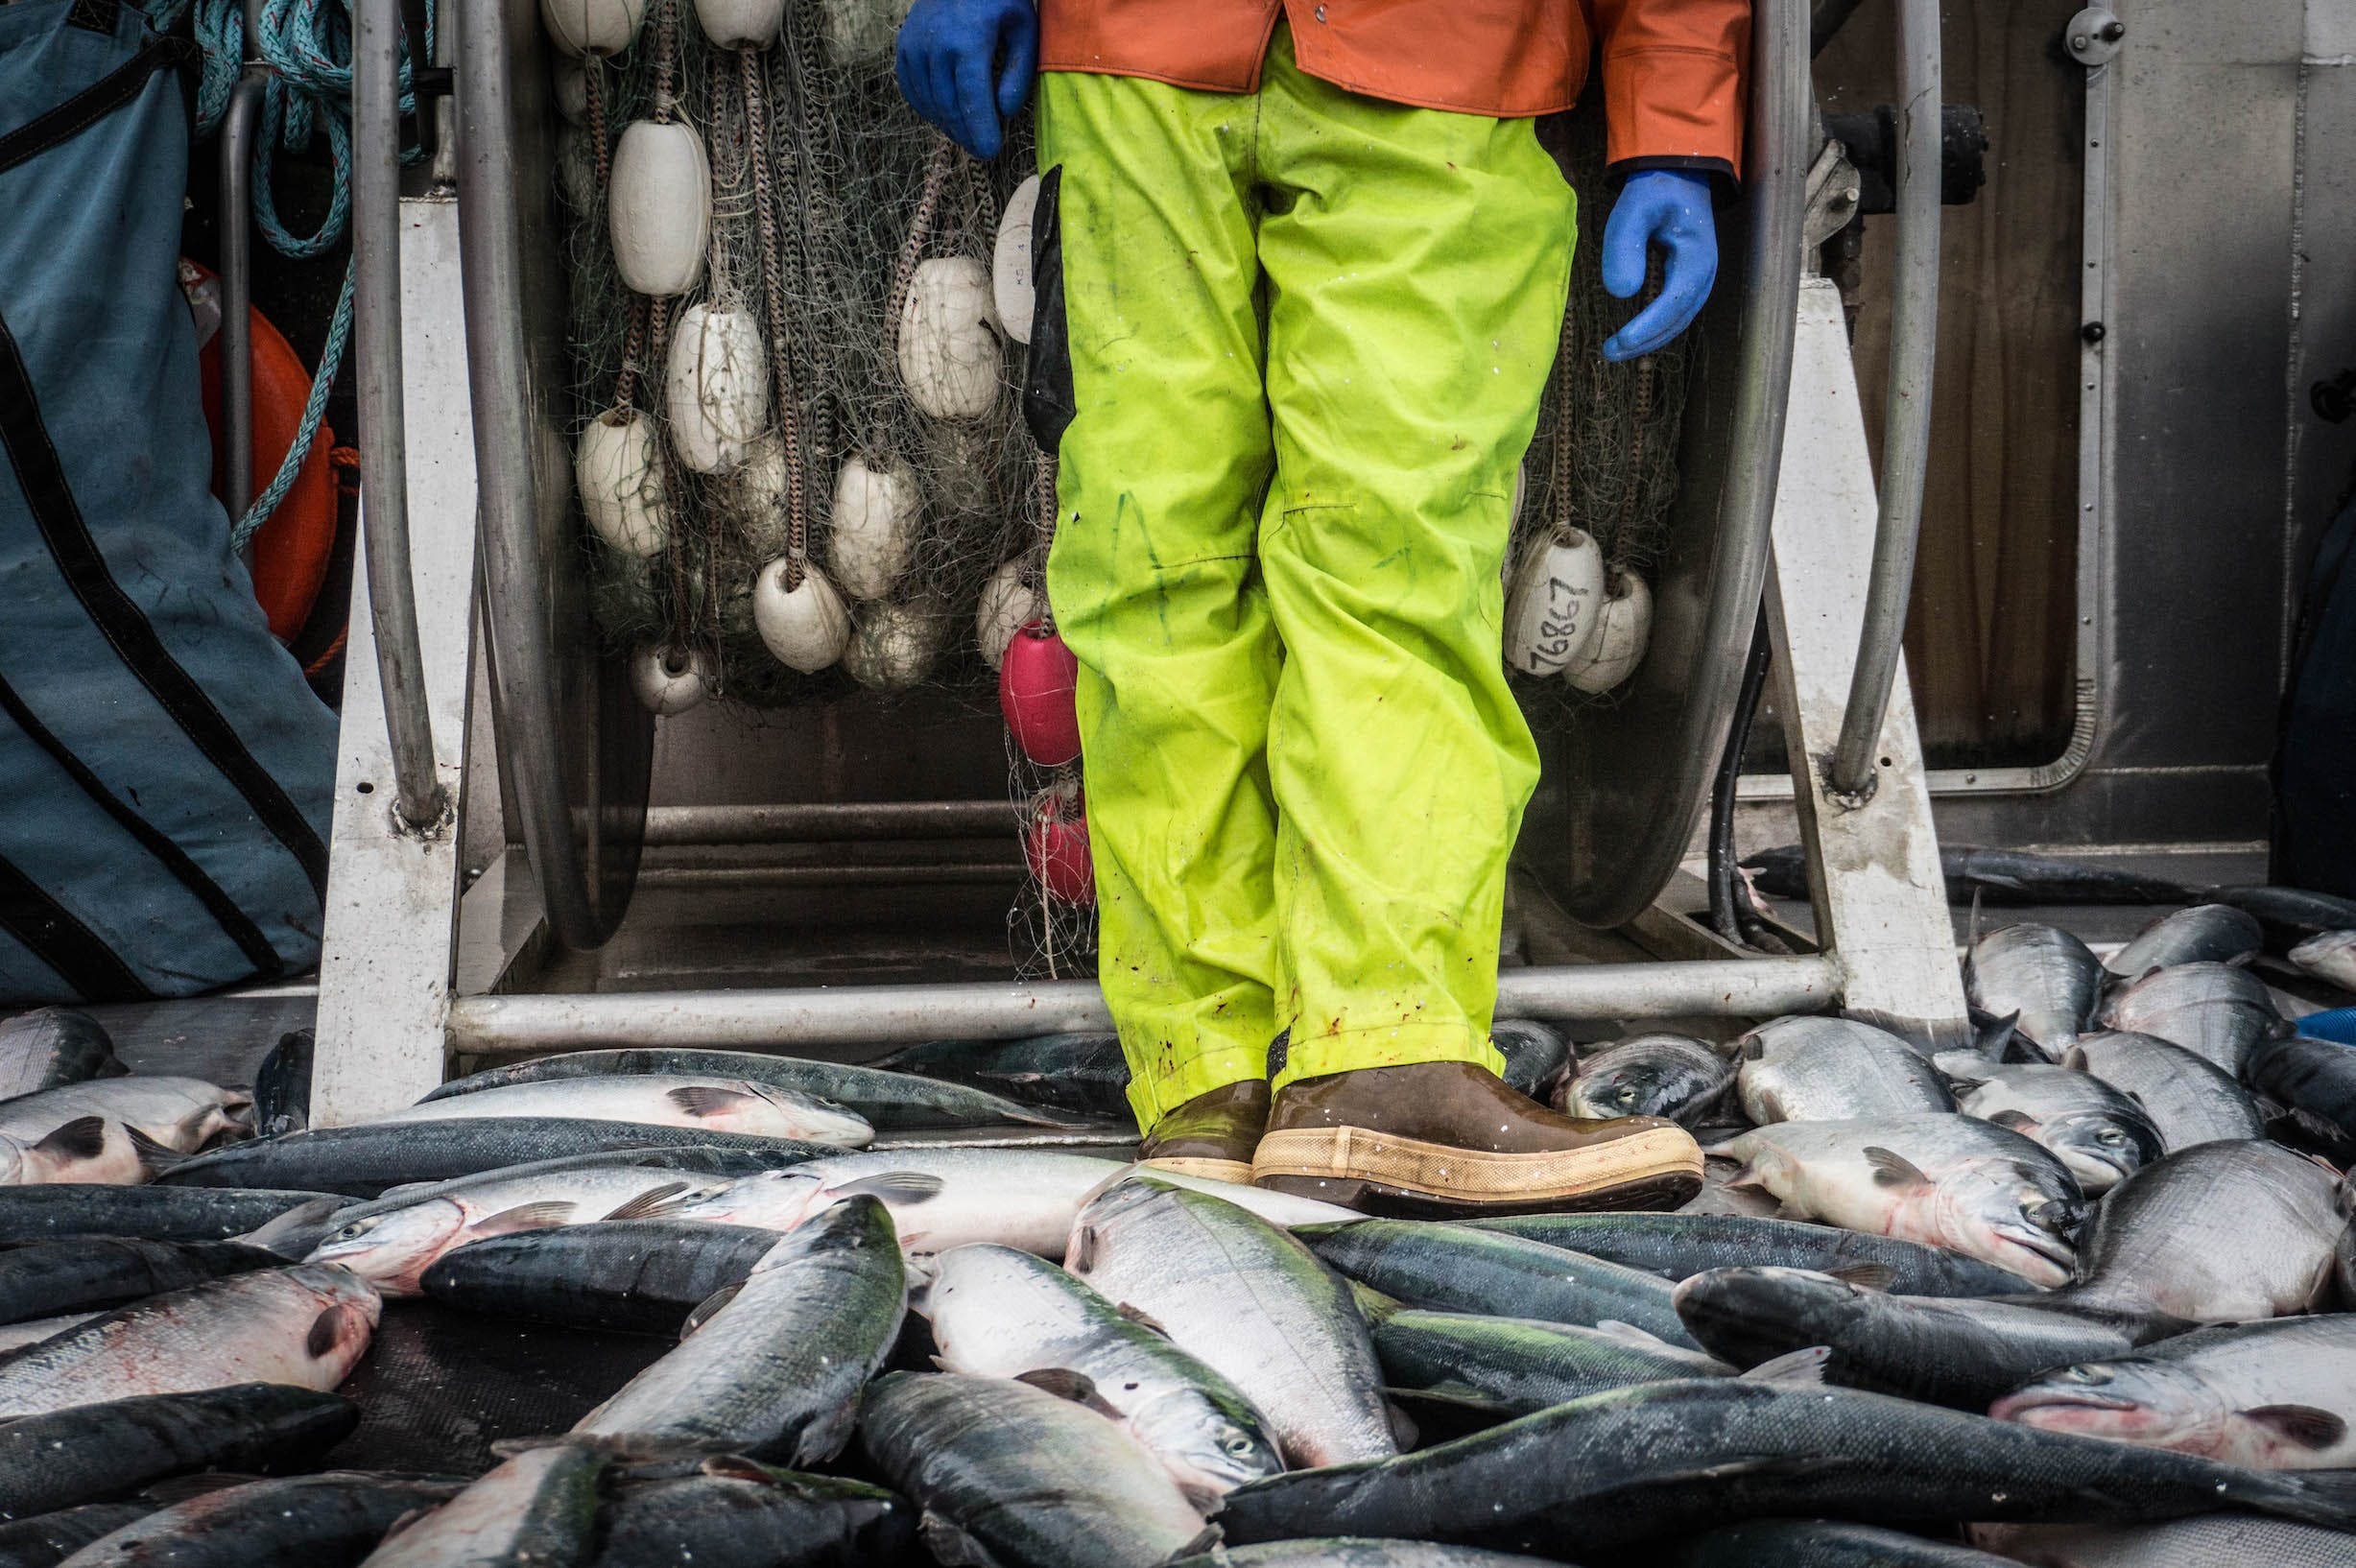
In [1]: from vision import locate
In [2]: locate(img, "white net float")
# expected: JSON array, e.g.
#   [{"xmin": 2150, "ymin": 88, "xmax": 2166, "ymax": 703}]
[
  {"xmin": 630, "ymin": 642, "xmax": 713, "ymax": 715},
  {"xmin": 752, "ymin": 558, "xmax": 852, "ymax": 674},
  {"xmin": 992, "ymin": 174, "xmax": 1040, "ymax": 346},
  {"xmin": 828, "ymin": 455, "xmax": 922, "ymax": 602},
  {"xmin": 665, "ymin": 302, "xmax": 769, "ymax": 474},
  {"xmin": 575, "ymin": 406, "xmax": 671, "ymax": 558},
  {"xmin": 975, "ymin": 558, "xmax": 1041, "ymax": 672},
  {"xmin": 1503, "ymin": 526, "xmax": 1606, "ymax": 678},
  {"xmin": 695, "ymin": 0, "xmax": 782, "ymax": 49},
  {"xmin": 539, "ymin": 0, "xmax": 647, "ymax": 57},
  {"xmin": 1562, "ymin": 569, "xmax": 1654, "ymax": 694},
  {"xmin": 609, "ymin": 120, "xmax": 710, "ymax": 297},
  {"xmin": 897, "ymin": 256, "xmax": 1002, "ymax": 420}
]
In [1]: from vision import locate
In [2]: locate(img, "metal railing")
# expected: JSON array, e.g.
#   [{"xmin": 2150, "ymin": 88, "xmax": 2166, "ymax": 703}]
[
  {"xmin": 353, "ymin": 0, "xmax": 446, "ymax": 831},
  {"xmin": 1827, "ymin": 0, "xmax": 1942, "ymax": 798}
]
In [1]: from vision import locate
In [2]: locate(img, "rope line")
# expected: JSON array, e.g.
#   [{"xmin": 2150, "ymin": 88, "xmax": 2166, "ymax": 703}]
[{"xmin": 147, "ymin": 0, "xmax": 430, "ymax": 545}]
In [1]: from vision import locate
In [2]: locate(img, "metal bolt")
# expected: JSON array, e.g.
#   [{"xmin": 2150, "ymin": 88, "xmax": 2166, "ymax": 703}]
[
  {"xmin": 2101, "ymin": 19, "xmax": 2125, "ymax": 39},
  {"xmin": 2080, "ymin": 321, "xmax": 2106, "ymax": 344}
]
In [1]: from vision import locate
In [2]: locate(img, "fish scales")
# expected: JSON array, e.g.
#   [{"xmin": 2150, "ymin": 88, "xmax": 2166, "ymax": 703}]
[
  {"xmin": 1299, "ymin": 1220, "xmax": 1699, "ymax": 1350},
  {"xmin": 1458, "ymin": 1212, "xmax": 2036, "ymax": 1295},
  {"xmin": 59, "ymin": 1472, "xmax": 460, "ymax": 1567},
  {"xmin": 1070, "ymin": 1176, "xmax": 1395, "ymax": 1467},
  {"xmin": 857, "ymin": 1371, "xmax": 1209, "ymax": 1568},
  {"xmin": 421, "ymin": 1047, "xmax": 1094, "ymax": 1129},
  {"xmin": 356, "ymin": 1443, "xmax": 608, "ymax": 1568},
  {"xmin": 1215, "ymin": 1379, "xmax": 2356, "ymax": 1554},
  {"xmin": 924, "ymin": 1243, "xmax": 1281, "ymax": 1500},
  {"xmin": 155, "ymin": 1120, "xmax": 822, "ymax": 1199},
  {"xmin": 572, "ymin": 1197, "xmax": 905, "ymax": 1464},
  {"xmin": 0, "ymin": 1386, "xmax": 356, "ymax": 1521},
  {"xmin": 421, "ymin": 1220, "xmax": 782, "ymax": 1335}
]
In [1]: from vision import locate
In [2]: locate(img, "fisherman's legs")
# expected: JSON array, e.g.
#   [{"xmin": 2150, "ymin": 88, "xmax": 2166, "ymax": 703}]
[
  {"xmin": 1248, "ymin": 32, "xmax": 1563, "ymax": 1088},
  {"xmin": 1242, "ymin": 33, "xmax": 1702, "ymax": 1211},
  {"xmin": 1035, "ymin": 68, "xmax": 1282, "ymax": 1139}
]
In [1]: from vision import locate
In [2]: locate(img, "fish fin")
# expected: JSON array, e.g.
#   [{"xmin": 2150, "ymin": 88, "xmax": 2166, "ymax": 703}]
[
  {"xmin": 1176, "ymin": 1525, "xmax": 1224, "ymax": 1560},
  {"xmin": 668, "ymin": 1085, "xmax": 760, "ymax": 1119},
  {"xmin": 1864, "ymin": 1147, "xmax": 1933, "ymax": 1192},
  {"xmin": 699, "ymin": 1454, "xmax": 779, "ymax": 1485},
  {"xmin": 828, "ymin": 1173, "xmax": 947, "ymax": 1206},
  {"xmin": 602, "ymin": 1182, "xmax": 692, "ymax": 1222},
  {"xmin": 919, "ymin": 1511, "xmax": 1003, "ymax": 1566},
  {"xmin": 1722, "ymin": 1164, "xmax": 1770, "ymax": 1194},
  {"xmin": 126, "ymin": 1126, "xmax": 185, "ymax": 1174},
  {"xmin": 1936, "ymin": 1056, "xmax": 1993, "ymax": 1090},
  {"xmin": 1345, "ymin": 1280, "xmax": 1400, "ymax": 1323},
  {"xmin": 1740, "ymin": 1346, "xmax": 1831, "ymax": 1385},
  {"xmin": 1968, "ymin": 889, "xmax": 1985, "ymax": 955},
  {"xmin": 1112, "ymin": 1300, "xmax": 1173, "ymax": 1338},
  {"xmin": 141, "ymin": 1471, "xmax": 262, "ymax": 1504},
  {"xmin": 1985, "ymin": 1109, "xmax": 2041, "ymax": 1134},
  {"xmin": 1013, "ymin": 1367, "xmax": 1126, "ymax": 1423},
  {"xmin": 1592, "ymin": 1319, "xmax": 1680, "ymax": 1349},
  {"xmin": 1386, "ymin": 1401, "xmax": 1419, "ymax": 1450},
  {"xmin": 680, "ymin": 1284, "xmax": 741, "ymax": 1338},
  {"xmin": 306, "ymin": 1301, "xmax": 368, "ymax": 1360},
  {"xmin": 30, "ymin": 1114, "xmax": 111, "ymax": 1162},
  {"xmin": 2242, "ymin": 1406, "xmax": 2350, "ymax": 1450},
  {"xmin": 1383, "ymin": 1382, "xmax": 1509, "ymax": 1414},
  {"xmin": 1067, "ymin": 1224, "xmax": 1098, "ymax": 1274},
  {"xmin": 1826, "ymin": 1263, "xmax": 1895, "ymax": 1292},
  {"xmin": 1739, "ymin": 1035, "xmax": 1766, "ymax": 1062},
  {"xmin": 1757, "ymin": 1089, "xmax": 1789, "ymax": 1125},
  {"xmin": 472, "ymin": 1200, "xmax": 578, "ymax": 1236}
]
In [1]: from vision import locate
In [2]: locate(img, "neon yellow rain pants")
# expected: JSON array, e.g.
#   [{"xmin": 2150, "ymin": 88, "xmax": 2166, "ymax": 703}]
[{"xmin": 1035, "ymin": 27, "xmax": 1575, "ymax": 1132}]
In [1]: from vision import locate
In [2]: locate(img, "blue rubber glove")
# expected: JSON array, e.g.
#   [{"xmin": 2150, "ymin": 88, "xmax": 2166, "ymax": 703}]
[
  {"xmin": 894, "ymin": 0, "xmax": 1037, "ymax": 160},
  {"xmin": 1599, "ymin": 169, "xmax": 1719, "ymax": 362}
]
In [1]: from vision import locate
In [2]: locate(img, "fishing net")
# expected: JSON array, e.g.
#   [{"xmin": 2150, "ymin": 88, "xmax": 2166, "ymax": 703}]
[
  {"xmin": 555, "ymin": 27, "xmax": 1682, "ymax": 972},
  {"xmin": 1506, "ymin": 107, "xmax": 1697, "ymax": 734},
  {"xmin": 559, "ymin": 0, "xmax": 1037, "ymax": 714}
]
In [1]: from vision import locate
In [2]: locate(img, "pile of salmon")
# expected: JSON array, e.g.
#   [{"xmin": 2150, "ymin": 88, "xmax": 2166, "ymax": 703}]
[{"xmin": 1, "ymin": 896, "xmax": 2355, "ymax": 1567}]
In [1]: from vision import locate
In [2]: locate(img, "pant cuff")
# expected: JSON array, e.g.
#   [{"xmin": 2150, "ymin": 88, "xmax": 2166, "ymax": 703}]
[
  {"xmin": 1123, "ymin": 1040, "xmax": 1272, "ymax": 1133},
  {"xmin": 1271, "ymin": 1022, "xmax": 1509, "ymax": 1095}
]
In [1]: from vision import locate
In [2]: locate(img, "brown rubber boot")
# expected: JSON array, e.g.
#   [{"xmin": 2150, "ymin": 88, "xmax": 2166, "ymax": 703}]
[
  {"xmin": 1252, "ymin": 1060, "xmax": 1702, "ymax": 1216},
  {"xmin": 1138, "ymin": 1080, "xmax": 1271, "ymax": 1186}
]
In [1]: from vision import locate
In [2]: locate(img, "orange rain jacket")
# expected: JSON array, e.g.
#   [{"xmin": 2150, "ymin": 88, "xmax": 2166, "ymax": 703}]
[{"xmin": 1037, "ymin": 0, "xmax": 1751, "ymax": 175}]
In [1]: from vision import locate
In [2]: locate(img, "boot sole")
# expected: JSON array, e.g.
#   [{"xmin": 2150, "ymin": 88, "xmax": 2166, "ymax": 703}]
[
  {"xmin": 1140, "ymin": 1155, "xmax": 1258, "ymax": 1186},
  {"xmin": 1251, "ymin": 1125, "xmax": 1703, "ymax": 1217}
]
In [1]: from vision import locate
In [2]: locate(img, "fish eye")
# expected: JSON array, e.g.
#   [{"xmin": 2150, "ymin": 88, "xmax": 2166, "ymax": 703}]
[
  {"xmin": 1221, "ymin": 1431, "xmax": 1257, "ymax": 1457},
  {"xmin": 2096, "ymin": 1128, "xmax": 2127, "ymax": 1146}
]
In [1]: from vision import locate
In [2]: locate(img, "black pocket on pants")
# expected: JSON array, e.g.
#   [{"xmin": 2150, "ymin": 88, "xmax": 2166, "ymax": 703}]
[{"xmin": 1023, "ymin": 164, "xmax": 1077, "ymax": 454}]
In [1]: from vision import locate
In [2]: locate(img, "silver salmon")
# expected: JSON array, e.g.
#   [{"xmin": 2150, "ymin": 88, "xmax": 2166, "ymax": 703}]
[
  {"xmin": 1946, "ymin": 1062, "xmax": 2162, "ymax": 1193},
  {"xmin": 1714, "ymin": 1115, "xmax": 2083, "ymax": 1286},
  {"xmin": 356, "ymin": 1442, "xmax": 609, "ymax": 1568},
  {"xmin": 0, "ymin": 1265, "xmax": 378, "ymax": 1417},
  {"xmin": 2060, "ymin": 1033, "xmax": 2265, "ymax": 1152},
  {"xmin": 366, "ymin": 1075, "xmax": 872, "ymax": 1148},
  {"xmin": 1965, "ymin": 924, "xmax": 2105, "ymax": 1058},
  {"xmin": 857, "ymin": 1371, "xmax": 1210, "ymax": 1568},
  {"xmin": 572, "ymin": 1197, "xmax": 905, "ymax": 1465},
  {"xmin": 1069, "ymin": 1176, "xmax": 1395, "ymax": 1467},
  {"xmin": 924, "ymin": 1243, "xmax": 1280, "ymax": 1502},
  {"xmin": 1735, "ymin": 1017, "xmax": 1953, "ymax": 1124},
  {"xmin": 0, "ymin": 1385, "xmax": 357, "ymax": 1521}
]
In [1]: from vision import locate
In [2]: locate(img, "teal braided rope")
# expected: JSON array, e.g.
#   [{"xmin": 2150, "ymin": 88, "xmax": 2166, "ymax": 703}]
[{"xmin": 145, "ymin": 0, "xmax": 428, "ymax": 539}]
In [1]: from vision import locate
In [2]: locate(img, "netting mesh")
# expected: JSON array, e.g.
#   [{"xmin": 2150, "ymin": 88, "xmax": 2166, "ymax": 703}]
[
  {"xmin": 557, "ymin": 28, "xmax": 1687, "ymax": 971},
  {"xmin": 560, "ymin": 0, "xmax": 1039, "ymax": 715},
  {"xmin": 1506, "ymin": 109, "xmax": 1696, "ymax": 734}
]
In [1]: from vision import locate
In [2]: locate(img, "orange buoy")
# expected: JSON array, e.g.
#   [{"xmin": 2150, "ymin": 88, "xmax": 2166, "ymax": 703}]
[{"xmin": 182, "ymin": 260, "xmax": 341, "ymax": 645}]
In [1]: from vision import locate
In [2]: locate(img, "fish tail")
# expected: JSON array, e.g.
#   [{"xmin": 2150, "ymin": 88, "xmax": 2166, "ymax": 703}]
[{"xmin": 2251, "ymin": 1465, "xmax": 2356, "ymax": 1530}]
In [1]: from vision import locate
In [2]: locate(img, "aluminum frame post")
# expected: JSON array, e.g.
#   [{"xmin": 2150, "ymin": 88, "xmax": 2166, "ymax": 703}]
[
  {"xmin": 1764, "ymin": 275, "xmax": 1968, "ymax": 1049},
  {"xmin": 311, "ymin": 187, "xmax": 482, "ymax": 1126}
]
